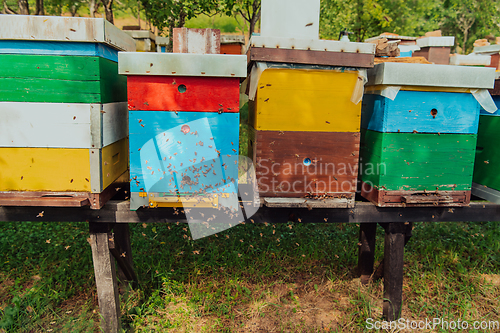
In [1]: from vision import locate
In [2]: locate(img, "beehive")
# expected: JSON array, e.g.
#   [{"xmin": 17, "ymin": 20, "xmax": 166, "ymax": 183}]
[
  {"xmin": 246, "ymin": 36, "xmax": 375, "ymax": 204},
  {"xmin": 0, "ymin": 15, "xmax": 134, "ymax": 209},
  {"xmin": 118, "ymin": 52, "xmax": 247, "ymax": 210},
  {"xmin": 472, "ymin": 74, "xmax": 500, "ymax": 202},
  {"xmin": 360, "ymin": 62, "xmax": 496, "ymax": 207}
]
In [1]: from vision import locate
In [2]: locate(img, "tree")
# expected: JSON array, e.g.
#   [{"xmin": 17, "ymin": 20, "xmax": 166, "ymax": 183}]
[
  {"xmin": 222, "ymin": 0, "xmax": 261, "ymax": 40},
  {"xmin": 140, "ymin": 0, "xmax": 219, "ymax": 35}
]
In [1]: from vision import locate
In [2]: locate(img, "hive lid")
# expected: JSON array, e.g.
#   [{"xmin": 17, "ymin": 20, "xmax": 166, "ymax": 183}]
[
  {"xmin": 366, "ymin": 62, "xmax": 496, "ymax": 89},
  {"xmin": 0, "ymin": 14, "xmax": 135, "ymax": 51},
  {"xmin": 118, "ymin": 52, "xmax": 247, "ymax": 77},
  {"xmin": 474, "ymin": 44, "xmax": 500, "ymax": 55},
  {"xmin": 416, "ymin": 36, "xmax": 455, "ymax": 48},
  {"xmin": 221, "ymin": 35, "xmax": 245, "ymax": 44}
]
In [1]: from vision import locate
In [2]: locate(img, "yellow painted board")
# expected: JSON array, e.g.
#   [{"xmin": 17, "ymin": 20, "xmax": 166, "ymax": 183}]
[
  {"xmin": 0, "ymin": 148, "xmax": 91, "ymax": 192},
  {"xmin": 252, "ymin": 69, "xmax": 361, "ymax": 132},
  {"xmin": 101, "ymin": 137, "xmax": 129, "ymax": 190}
]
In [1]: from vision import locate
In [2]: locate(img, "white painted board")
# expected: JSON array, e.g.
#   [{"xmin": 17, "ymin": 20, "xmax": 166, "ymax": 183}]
[
  {"xmin": 0, "ymin": 14, "xmax": 135, "ymax": 51},
  {"xmin": 366, "ymin": 62, "xmax": 495, "ymax": 89},
  {"xmin": 118, "ymin": 52, "xmax": 247, "ymax": 77},
  {"xmin": 248, "ymin": 36, "xmax": 376, "ymax": 54},
  {"xmin": 416, "ymin": 36, "xmax": 455, "ymax": 48},
  {"xmin": 260, "ymin": 0, "xmax": 320, "ymax": 40},
  {"xmin": 0, "ymin": 102, "xmax": 127, "ymax": 149},
  {"xmin": 474, "ymin": 44, "xmax": 500, "ymax": 55}
]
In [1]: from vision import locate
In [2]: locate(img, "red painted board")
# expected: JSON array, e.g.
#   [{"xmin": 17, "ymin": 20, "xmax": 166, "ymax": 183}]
[{"xmin": 127, "ymin": 76, "xmax": 240, "ymax": 112}]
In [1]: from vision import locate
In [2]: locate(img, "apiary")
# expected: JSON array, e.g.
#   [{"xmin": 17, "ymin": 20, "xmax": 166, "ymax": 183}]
[
  {"xmin": 119, "ymin": 48, "xmax": 247, "ymax": 210},
  {"xmin": 0, "ymin": 15, "xmax": 134, "ymax": 209},
  {"xmin": 360, "ymin": 62, "xmax": 496, "ymax": 207}
]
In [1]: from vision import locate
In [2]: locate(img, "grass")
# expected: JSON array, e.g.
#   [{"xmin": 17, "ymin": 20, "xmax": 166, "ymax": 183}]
[{"xmin": 0, "ymin": 220, "xmax": 499, "ymax": 332}]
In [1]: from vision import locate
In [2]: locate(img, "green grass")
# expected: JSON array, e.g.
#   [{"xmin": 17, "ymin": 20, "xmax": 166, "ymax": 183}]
[{"xmin": 0, "ymin": 220, "xmax": 499, "ymax": 332}]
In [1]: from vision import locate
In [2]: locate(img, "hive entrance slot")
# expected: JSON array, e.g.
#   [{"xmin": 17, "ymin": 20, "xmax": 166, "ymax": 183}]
[
  {"xmin": 178, "ymin": 84, "xmax": 187, "ymax": 93},
  {"xmin": 430, "ymin": 108, "xmax": 438, "ymax": 118}
]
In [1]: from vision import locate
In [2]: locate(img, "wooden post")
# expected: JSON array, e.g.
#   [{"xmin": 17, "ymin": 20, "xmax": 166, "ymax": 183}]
[
  {"xmin": 110, "ymin": 223, "xmax": 138, "ymax": 289},
  {"xmin": 357, "ymin": 223, "xmax": 377, "ymax": 284},
  {"xmin": 89, "ymin": 223, "xmax": 121, "ymax": 333},
  {"xmin": 381, "ymin": 222, "xmax": 406, "ymax": 321}
]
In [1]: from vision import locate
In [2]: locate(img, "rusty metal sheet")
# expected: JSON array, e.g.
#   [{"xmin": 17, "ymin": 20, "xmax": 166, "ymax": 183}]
[
  {"xmin": 367, "ymin": 62, "xmax": 496, "ymax": 89},
  {"xmin": 0, "ymin": 14, "xmax": 135, "ymax": 51},
  {"xmin": 173, "ymin": 28, "xmax": 220, "ymax": 54},
  {"xmin": 118, "ymin": 52, "xmax": 247, "ymax": 77}
]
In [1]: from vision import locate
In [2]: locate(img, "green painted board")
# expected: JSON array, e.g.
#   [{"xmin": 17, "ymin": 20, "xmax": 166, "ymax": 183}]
[
  {"xmin": 360, "ymin": 129, "xmax": 477, "ymax": 191},
  {"xmin": 473, "ymin": 115, "xmax": 500, "ymax": 191},
  {"xmin": 0, "ymin": 54, "xmax": 126, "ymax": 103}
]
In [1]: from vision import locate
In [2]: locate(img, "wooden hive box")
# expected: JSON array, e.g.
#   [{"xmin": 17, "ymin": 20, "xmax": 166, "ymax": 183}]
[
  {"xmin": 119, "ymin": 52, "xmax": 247, "ymax": 210},
  {"xmin": 246, "ymin": 36, "xmax": 375, "ymax": 203},
  {"xmin": 0, "ymin": 15, "xmax": 134, "ymax": 209},
  {"xmin": 472, "ymin": 95, "xmax": 500, "ymax": 203},
  {"xmin": 361, "ymin": 62, "xmax": 496, "ymax": 207}
]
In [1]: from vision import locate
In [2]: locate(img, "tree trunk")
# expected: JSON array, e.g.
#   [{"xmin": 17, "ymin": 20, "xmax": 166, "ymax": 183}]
[
  {"xmin": 18, "ymin": 0, "xmax": 29, "ymax": 14},
  {"xmin": 35, "ymin": 0, "xmax": 44, "ymax": 15},
  {"xmin": 248, "ymin": 2, "xmax": 261, "ymax": 40},
  {"xmin": 102, "ymin": 0, "xmax": 114, "ymax": 24},
  {"xmin": 463, "ymin": 29, "xmax": 468, "ymax": 55},
  {"xmin": 4, "ymin": 0, "xmax": 17, "ymax": 14},
  {"xmin": 89, "ymin": 0, "xmax": 98, "ymax": 18}
]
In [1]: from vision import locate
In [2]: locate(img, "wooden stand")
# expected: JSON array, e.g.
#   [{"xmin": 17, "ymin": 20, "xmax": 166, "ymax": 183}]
[{"xmin": 89, "ymin": 222, "xmax": 138, "ymax": 333}]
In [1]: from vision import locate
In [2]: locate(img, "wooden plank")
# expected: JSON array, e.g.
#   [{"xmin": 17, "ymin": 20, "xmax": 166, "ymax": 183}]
[
  {"xmin": 89, "ymin": 223, "xmax": 121, "ymax": 333},
  {"xmin": 0, "ymin": 56, "xmax": 126, "ymax": 104},
  {"xmin": 249, "ymin": 47, "xmax": 374, "ymax": 68},
  {"xmin": 0, "ymin": 191, "xmax": 90, "ymax": 207},
  {"xmin": 251, "ymin": 69, "xmax": 361, "ymax": 132},
  {"xmin": 129, "ymin": 111, "xmax": 239, "ymax": 195},
  {"xmin": 101, "ymin": 138, "xmax": 129, "ymax": 191},
  {"xmin": 253, "ymin": 130, "xmax": 360, "ymax": 197},
  {"xmin": 360, "ymin": 130, "xmax": 477, "ymax": 191},
  {"xmin": 382, "ymin": 222, "xmax": 406, "ymax": 321},
  {"xmin": 221, "ymin": 44, "xmax": 243, "ymax": 55},
  {"xmin": 263, "ymin": 196, "xmax": 354, "ymax": 208},
  {"xmin": 173, "ymin": 28, "xmax": 220, "ymax": 54},
  {"xmin": 473, "ymin": 115, "xmax": 500, "ymax": 191},
  {"xmin": 0, "ymin": 147, "xmax": 91, "ymax": 192},
  {"xmin": 358, "ymin": 223, "xmax": 377, "ymax": 284},
  {"xmin": 127, "ymin": 76, "xmax": 240, "ymax": 112},
  {"xmin": 0, "ymin": 40, "xmax": 119, "ymax": 62},
  {"xmin": 0, "ymin": 15, "xmax": 135, "ymax": 51},
  {"xmin": 361, "ymin": 91, "xmax": 480, "ymax": 134},
  {"xmin": 0, "ymin": 102, "xmax": 92, "ymax": 148},
  {"xmin": 360, "ymin": 181, "xmax": 471, "ymax": 207},
  {"xmin": 101, "ymin": 103, "xmax": 129, "ymax": 147}
]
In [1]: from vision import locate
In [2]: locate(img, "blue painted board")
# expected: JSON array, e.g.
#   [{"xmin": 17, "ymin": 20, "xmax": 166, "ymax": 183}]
[
  {"xmin": 361, "ymin": 91, "xmax": 480, "ymax": 134},
  {"xmin": 129, "ymin": 111, "xmax": 240, "ymax": 196},
  {"xmin": 480, "ymin": 95, "xmax": 500, "ymax": 116},
  {"xmin": 0, "ymin": 40, "xmax": 118, "ymax": 62}
]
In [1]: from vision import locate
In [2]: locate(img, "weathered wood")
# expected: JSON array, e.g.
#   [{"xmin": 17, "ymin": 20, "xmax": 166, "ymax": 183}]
[
  {"xmin": 358, "ymin": 223, "xmax": 377, "ymax": 284},
  {"xmin": 412, "ymin": 47, "xmax": 451, "ymax": 65},
  {"xmin": 109, "ymin": 224, "xmax": 138, "ymax": 288},
  {"xmin": 0, "ymin": 192, "xmax": 90, "ymax": 207},
  {"xmin": 129, "ymin": 111, "xmax": 239, "ymax": 195},
  {"xmin": 361, "ymin": 181, "xmax": 471, "ymax": 207},
  {"xmin": 0, "ymin": 102, "xmax": 127, "ymax": 149},
  {"xmin": 0, "ymin": 15, "xmax": 135, "ymax": 51},
  {"xmin": 361, "ymin": 91, "xmax": 480, "ymax": 134},
  {"xmin": 252, "ymin": 129, "xmax": 360, "ymax": 197},
  {"xmin": 249, "ymin": 69, "xmax": 361, "ymax": 132},
  {"xmin": 488, "ymin": 79, "xmax": 500, "ymax": 96},
  {"xmin": 173, "ymin": 28, "xmax": 220, "ymax": 54},
  {"xmin": 2, "ymin": 200, "xmax": 500, "ymax": 224},
  {"xmin": 89, "ymin": 223, "xmax": 121, "ymax": 333},
  {"xmin": 360, "ymin": 130, "xmax": 477, "ymax": 192},
  {"xmin": 0, "ymin": 40, "xmax": 119, "ymax": 62},
  {"xmin": 263, "ymin": 196, "xmax": 354, "ymax": 208},
  {"xmin": 127, "ymin": 76, "xmax": 240, "ymax": 112},
  {"xmin": 0, "ymin": 56, "xmax": 126, "ymax": 104},
  {"xmin": 381, "ymin": 222, "xmax": 405, "ymax": 321},
  {"xmin": 473, "ymin": 115, "xmax": 500, "ymax": 192},
  {"xmin": 248, "ymin": 47, "xmax": 375, "ymax": 68}
]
